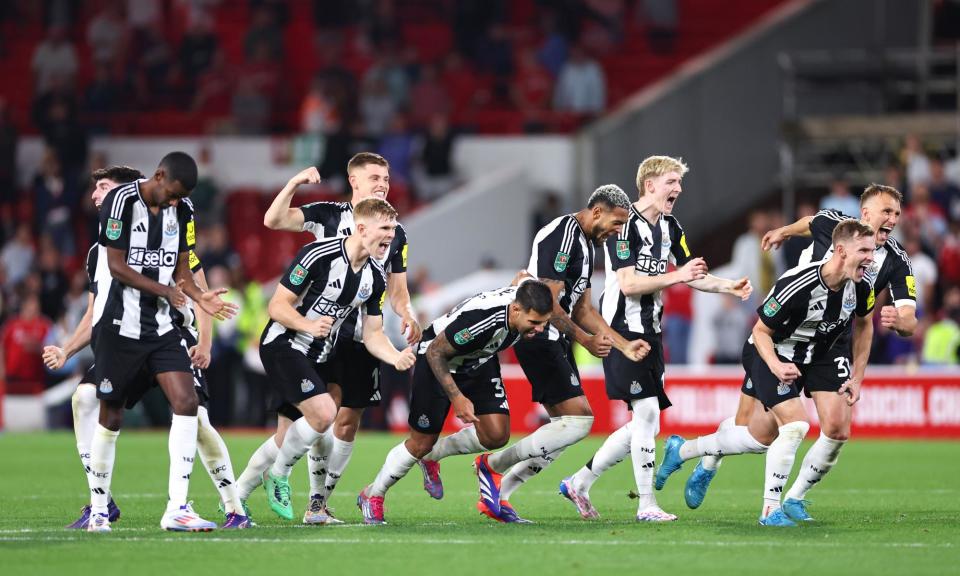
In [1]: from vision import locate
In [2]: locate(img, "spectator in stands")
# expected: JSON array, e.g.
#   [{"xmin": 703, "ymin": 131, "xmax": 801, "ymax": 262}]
[
  {"xmin": 937, "ymin": 223, "xmax": 960, "ymax": 295},
  {"xmin": 300, "ymin": 76, "xmax": 338, "ymax": 134},
  {"xmin": 204, "ymin": 264, "xmax": 240, "ymax": 424},
  {"xmin": 36, "ymin": 237, "xmax": 67, "ymax": 321},
  {"xmin": 712, "ymin": 295, "xmax": 751, "ymax": 364},
  {"xmin": 537, "ymin": 11, "xmax": 570, "ymax": 78},
  {"xmin": 413, "ymin": 114, "xmax": 458, "ymax": 202},
  {"xmin": 130, "ymin": 22, "xmax": 174, "ymax": 105},
  {"xmin": 83, "ymin": 64, "xmax": 122, "ymax": 132},
  {"xmin": 904, "ymin": 235, "xmax": 937, "ymax": 317},
  {"xmin": 360, "ymin": 74, "xmax": 397, "ymax": 138},
  {"xmin": 191, "ymin": 48, "xmax": 233, "ymax": 115},
  {"xmin": 87, "ymin": 0, "xmax": 127, "ymax": 68},
  {"xmin": 442, "ymin": 52, "xmax": 484, "ymax": 119},
  {"xmin": 512, "ymin": 48, "xmax": 553, "ymax": 121},
  {"xmin": 662, "ymin": 280, "xmax": 692, "ymax": 364},
  {"xmin": 640, "ymin": 0, "xmax": 678, "ymax": 54},
  {"xmin": 731, "ymin": 210, "xmax": 778, "ymax": 301},
  {"xmin": 230, "ymin": 74, "xmax": 272, "ymax": 134},
  {"xmin": 476, "ymin": 23, "xmax": 514, "ymax": 95},
  {"xmin": 530, "ymin": 192, "xmax": 563, "ymax": 241},
  {"xmin": 358, "ymin": 0, "xmax": 399, "ymax": 51},
  {"xmin": 781, "ymin": 201, "xmax": 816, "ymax": 269},
  {"xmin": 409, "ymin": 63, "xmax": 451, "ymax": 130},
  {"xmin": 553, "ymin": 45, "xmax": 606, "ymax": 114},
  {"xmin": 315, "ymin": 43, "xmax": 358, "ymax": 126},
  {"xmin": 31, "ymin": 25, "xmax": 78, "ymax": 95},
  {"xmin": 0, "ymin": 98, "xmax": 17, "ymax": 237},
  {"xmin": 33, "ymin": 148, "xmax": 79, "ymax": 257},
  {"xmin": 883, "ymin": 162, "xmax": 906, "ymax": 193},
  {"xmin": 902, "ymin": 134, "xmax": 932, "ymax": 192},
  {"xmin": 37, "ymin": 93, "xmax": 87, "ymax": 183},
  {"xmin": 244, "ymin": 5, "xmax": 283, "ymax": 62},
  {"xmin": 366, "ymin": 52, "xmax": 411, "ymax": 109},
  {"xmin": 0, "ymin": 294, "xmax": 51, "ymax": 394},
  {"xmin": 922, "ymin": 287, "xmax": 960, "ymax": 365},
  {"xmin": 819, "ymin": 177, "xmax": 860, "ymax": 217},
  {"xmin": 198, "ymin": 224, "xmax": 240, "ymax": 271},
  {"xmin": 43, "ymin": 0, "xmax": 79, "ymax": 28},
  {"xmin": 378, "ymin": 114, "xmax": 415, "ymax": 187},
  {"xmin": 1, "ymin": 223, "xmax": 35, "ymax": 290},
  {"xmin": 929, "ymin": 156, "xmax": 960, "ymax": 223},
  {"xmin": 126, "ymin": 0, "xmax": 162, "ymax": 34},
  {"xmin": 905, "ymin": 182, "xmax": 948, "ymax": 253},
  {"xmin": 581, "ymin": 0, "xmax": 625, "ymax": 54},
  {"xmin": 190, "ymin": 146, "xmax": 221, "ymax": 224},
  {"xmin": 452, "ymin": 0, "xmax": 506, "ymax": 67},
  {"xmin": 178, "ymin": 17, "xmax": 219, "ymax": 91}
]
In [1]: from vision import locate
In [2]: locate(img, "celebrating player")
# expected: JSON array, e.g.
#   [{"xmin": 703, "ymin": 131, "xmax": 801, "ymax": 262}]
[
  {"xmin": 242, "ymin": 198, "xmax": 415, "ymax": 521},
  {"xmin": 558, "ymin": 155, "xmax": 751, "ymax": 522},
  {"xmin": 358, "ymin": 279, "xmax": 554, "ymax": 524}
]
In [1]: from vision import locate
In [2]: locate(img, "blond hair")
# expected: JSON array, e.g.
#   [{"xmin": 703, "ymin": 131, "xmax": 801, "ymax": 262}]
[
  {"xmin": 860, "ymin": 183, "xmax": 903, "ymax": 206},
  {"xmin": 635, "ymin": 156, "xmax": 689, "ymax": 196},
  {"xmin": 832, "ymin": 219, "xmax": 874, "ymax": 245},
  {"xmin": 353, "ymin": 197, "xmax": 398, "ymax": 221}
]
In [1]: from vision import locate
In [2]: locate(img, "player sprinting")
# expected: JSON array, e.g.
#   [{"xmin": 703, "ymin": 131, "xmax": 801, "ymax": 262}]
[
  {"xmin": 243, "ymin": 198, "xmax": 415, "ymax": 521},
  {"xmin": 558, "ymin": 155, "xmax": 752, "ymax": 522},
  {"xmin": 83, "ymin": 152, "xmax": 238, "ymax": 532},
  {"xmin": 239, "ymin": 153, "xmax": 420, "ymax": 525},
  {"xmin": 44, "ymin": 166, "xmax": 251, "ymax": 530},
  {"xmin": 656, "ymin": 220, "xmax": 877, "ymax": 526},
  {"xmin": 669, "ymin": 184, "xmax": 916, "ymax": 520},
  {"xmin": 415, "ymin": 185, "xmax": 651, "ymax": 523},
  {"xmin": 358, "ymin": 280, "xmax": 554, "ymax": 524}
]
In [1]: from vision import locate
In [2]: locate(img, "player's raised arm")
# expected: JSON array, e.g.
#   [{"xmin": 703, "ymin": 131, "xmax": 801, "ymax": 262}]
[
  {"xmin": 263, "ymin": 167, "xmax": 320, "ymax": 231},
  {"xmin": 571, "ymin": 289, "xmax": 650, "ymax": 361},
  {"xmin": 761, "ymin": 215, "xmax": 815, "ymax": 251},
  {"xmin": 687, "ymin": 274, "xmax": 753, "ymax": 300}
]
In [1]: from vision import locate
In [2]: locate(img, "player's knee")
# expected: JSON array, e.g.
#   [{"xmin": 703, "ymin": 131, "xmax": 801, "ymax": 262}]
[
  {"xmin": 72, "ymin": 384, "xmax": 97, "ymax": 414},
  {"xmin": 99, "ymin": 404, "xmax": 124, "ymax": 431},
  {"xmin": 477, "ymin": 428, "xmax": 509, "ymax": 450},
  {"xmin": 819, "ymin": 422, "xmax": 850, "ymax": 442},
  {"xmin": 558, "ymin": 415, "xmax": 594, "ymax": 443},
  {"xmin": 170, "ymin": 389, "xmax": 199, "ymax": 416},
  {"xmin": 406, "ymin": 436, "xmax": 436, "ymax": 459},
  {"xmin": 778, "ymin": 420, "xmax": 810, "ymax": 442},
  {"xmin": 333, "ymin": 418, "xmax": 359, "ymax": 442}
]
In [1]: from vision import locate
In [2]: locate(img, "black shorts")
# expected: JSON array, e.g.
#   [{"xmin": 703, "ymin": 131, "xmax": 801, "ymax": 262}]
[
  {"xmin": 122, "ymin": 329, "xmax": 210, "ymax": 409},
  {"xmin": 408, "ymin": 354, "xmax": 509, "ymax": 435},
  {"xmin": 327, "ymin": 337, "xmax": 381, "ymax": 409},
  {"xmin": 602, "ymin": 331, "xmax": 671, "ymax": 410},
  {"xmin": 515, "ymin": 336, "xmax": 584, "ymax": 406},
  {"xmin": 260, "ymin": 340, "xmax": 334, "ymax": 420},
  {"xmin": 92, "ymin": 329, "xmax": 193, "ymax": 405},
  {"xmin": 740, "ymin": 342, "xmax": 851, "ymax": 409}
]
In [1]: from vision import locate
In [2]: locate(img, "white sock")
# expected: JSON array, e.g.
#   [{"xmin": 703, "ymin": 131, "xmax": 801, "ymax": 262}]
[
  {"xmin": 89, "ymin": 425, "xmax": 119, "ymax": 516},
  {"xmin": 424, "ymin": 426, "xmax": 484, "ymax": 461},
  {"xmin": 196, "ymin": 406, "xmax": 242, "ymax": 515},
  {"xmin": 72, "ymin": 385, "xmax": 99, "ymax": 485},
  {"xmin": 318, "ymin": 436, "xmax": 354, "ymax": 506},
  {"xmin": 679, "ymin": 425, "xmax": 768, "ymax": 461},
  {"xmin": 167, "ymin": 414, "xmax": 199, "ymax": 511},
  {"xmin": 785, "ymin": 432, "xmax": 846, "ymax": 501},
  {"xmin": 761, "ymin": 421, "xmax": 809, "ymax": 517},
  {"xmin": 487, "ymin": 415, "xmax": 593, "ymax": 473},
  {"xmin": 307, "ymin": 428, "xmax": 334, "ymax": 498},
  {"xmin": 571, "ymin": 422, "xmax": 632, "ymax": 494},
  {"xmin": 700, "ymin": 416, "xmax": 735, "ymax": 471},
  {"xmin": 271, "ymin": 417, "xmax": 324, "ymax": 479},
  {"xmin": 501, "ymin": 447, "xmax": 566, "ymax": 501},
  {"xmin": 369, "ymin": 442, "xmax": 418, "ymax": 497},
  {"xmin": 629, "ymin": 398, "xmax": 660, "ymax": 510},
  {"xmin": 237, "ymin": 436, "xmax": 280, "ymax": 499}
]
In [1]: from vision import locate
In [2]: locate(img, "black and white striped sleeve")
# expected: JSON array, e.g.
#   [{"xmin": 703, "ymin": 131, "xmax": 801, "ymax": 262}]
[
  {"xmin": 99, "ymin": 186, "xmax": 137, "ymax": 249},
  {"xmin": 809, "ymin": 209, "xmax": 849, "ymax": 247},
  {"xmin": 886, "ymin": 240, "xmax": 917, "ymax": 308},
  {"xmin": 532, "ymin": 216, "xmax": 577, "ymax": 281},
  {"xmin": 442, "ymin": 308, "xmax": 506, "ymax": 354},
  {"xmin": 757, "ymin": 267, "xmax": 819, "ymax": 328},
  {"xmin": 279, "ymin": 240, "xmax": 339, "ymax": 295}
]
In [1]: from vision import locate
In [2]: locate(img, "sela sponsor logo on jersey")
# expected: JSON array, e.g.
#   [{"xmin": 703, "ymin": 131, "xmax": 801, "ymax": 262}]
[
  {"xmin": 106, "ymin": 218, "xmax": 123, "ymax": 240},
  {"xmin": 128, "ymin": 248, "xmax": 177, "ymax": 268},
  {"xmin": 763, "ymin": 297, "xmax": 781, "ymax": 317},
  {"xmin": 310, "ymin": 297, "xmax": 356, "ymax": 321},
  {"xmin": 454, "ymin": 329, "xmax": 473, "ymax": 345},
  {"xmin": 164, "ymin": 217, "xmax": 178, "ymax": 237},
  {"xmin": 554, "ymin": 251, "xmax": 570, "ymax": 272},
  {"xmin": 635, "ymin": 255, "xmax": 668, "ymax": 275},
  {"xmin": 616, "ymin": 240, "xmax": 630, "ymax": 260},
  {"xmin": 290, "ymin": 265, "xmax": 307, "ymax": 286},
  {"xmin": 301, "ymin": 379, "xmax": 315, "ymax": 393},
  {"xmin": 817, "ymin": 318, "xmax": 848, "ymax": 334}
]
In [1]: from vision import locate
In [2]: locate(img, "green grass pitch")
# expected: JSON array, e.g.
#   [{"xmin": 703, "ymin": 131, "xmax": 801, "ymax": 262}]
[{"xmin": 1, "ymin": 432, "xmax": 957, "ymax": 575}]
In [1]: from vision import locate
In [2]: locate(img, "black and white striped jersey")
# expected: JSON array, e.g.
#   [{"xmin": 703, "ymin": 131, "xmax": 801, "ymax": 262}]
[
  {"xmin": 261, "ymin": 237, "xmax": 387, "ymax": 362},
  {"xmin": 300, "ymin": 201, "xmax": 408, "ymax": 342},
  {"xmin": 527, "ymin": 214, "xmax": 594, "ymax": 341},
  {"xmin": 601, "ymin": 206, "xmax": 693, "ymax": 335},
  {"xmin": 801, "ymin": 209, "xmax": 916, "ymax": 308},
  {"xmin": 416, "ymin": 286, "xmax": 521, "ymax": 374},
  {"xmin": 92, "ymin": 180, "xmax": 196, "ymax": 340},
  {"xmin": 751, "ymin": 261, "xmax": 874, "ymax": 364}
]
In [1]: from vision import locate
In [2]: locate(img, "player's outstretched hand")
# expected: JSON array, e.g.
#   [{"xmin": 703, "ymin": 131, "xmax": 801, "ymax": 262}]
[
  {"xmin": 42, "ymin": 345, "xmax": 66, "ymax": 370},
  {"xmin": 622, "ymin": 338, "xmax": 652, "ymax": 362},
  {"xmin": 308, "ymin": 316, "xmax": 335, "ymax": 338},
  {"xmin": 838, "ymin": 378, "xmax": 862, "ymax": 406},
  {"xmin": 879, "ymin": 305, "xmax": 899, "ymax": 330},
  {"xmin": 678, "ymin": 257, "xmax": 708, "ymax": 283},
  {"xmin": 189, "ymin": 344, "xmax": 211, "ymax": 370},
  {"xmin": 729, "ymin": 277, "xmax": 753, "ymax": 301},
  {"xmin": 585, "ymin": 333, "xmax": 614, "ymax": 358},
  {"xmin": 510, "ymin": 269, "xmax": 535, "ymax": 286},
  {"xmin": 290, "ymin": 166, "xmax": 322, "ymax": 188},
  {"xmin": 167, "ymin": 282, "xmax": 187, "ymax": 309},
  {"xmin": 394, "ymin": 346, "xmax": 416, "ymax": 371},
  {"xmin": 402, "ymin": 315, "xmax": 422, "ymax": 346},
  {"xmin": 761, "ymin": 227, "xmax": 788, "ymax": 251},
  {"xmin": 772, "ymin": 361, "xmax": 801, "ymax": 385},
  {"xmin": 198, "ymin": 288, "xmax": 239, "ymax": 321},
  {"xmin": 452, "ymin": 395, "xmax": 478, "ymax": 425}
]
